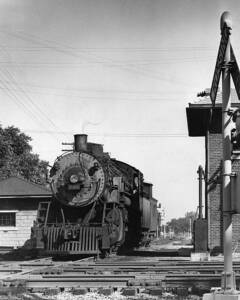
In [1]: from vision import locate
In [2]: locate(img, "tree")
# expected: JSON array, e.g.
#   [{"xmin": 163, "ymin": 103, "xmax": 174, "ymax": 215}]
[
  {"xmin": 0, "ymin": 125, "xmax": 48, "ymax": 185},
  {"xmin": 167, "ymin": 211, "xmax": 196, "ymax": 234}
]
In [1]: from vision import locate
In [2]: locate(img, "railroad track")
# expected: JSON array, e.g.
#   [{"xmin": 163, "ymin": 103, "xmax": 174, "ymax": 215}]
[{"xmin": 1, "ymin": 256, "xmax": 240, "ymax": 296}]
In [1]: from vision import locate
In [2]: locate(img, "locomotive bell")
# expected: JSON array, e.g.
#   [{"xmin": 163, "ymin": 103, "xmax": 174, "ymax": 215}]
[{"xmin": 74, "ymin": 134, "xmax": 87, "ymax": 152}]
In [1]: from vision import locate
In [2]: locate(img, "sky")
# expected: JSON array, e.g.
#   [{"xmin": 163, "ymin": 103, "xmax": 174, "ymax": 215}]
[{"xmin": 0, "ymin": 0, "xmax": 240, "ymax": 222}]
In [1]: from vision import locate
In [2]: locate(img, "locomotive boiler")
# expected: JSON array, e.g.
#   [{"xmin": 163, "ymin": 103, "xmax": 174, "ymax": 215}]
[{"xmin": 32, "ymin": 134, "xmax": 159, "ymax": 255}]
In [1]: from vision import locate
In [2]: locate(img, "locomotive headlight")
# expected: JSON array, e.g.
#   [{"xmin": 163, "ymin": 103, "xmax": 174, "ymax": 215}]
[{"xmin": 69, "ymin": 174, "xmax": 79, "ymax": 184}]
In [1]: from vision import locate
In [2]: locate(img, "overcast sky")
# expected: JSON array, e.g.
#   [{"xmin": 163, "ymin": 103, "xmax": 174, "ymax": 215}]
[{"xmin": 0, "ymin": 0, "xmax": 240, "ymax": 222}]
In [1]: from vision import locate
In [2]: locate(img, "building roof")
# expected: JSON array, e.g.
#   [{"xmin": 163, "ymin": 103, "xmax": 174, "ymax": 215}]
[
  {"xmin": 0, "ymin": 177, "xmax": 52, "ymax": 198},
  {"xmin": 189, "ymin": 88, "xmax": 240, "ymax": 108},
  {"xmin": 186, "ymin": 89, "xmax": 240, "ymax": 137}
]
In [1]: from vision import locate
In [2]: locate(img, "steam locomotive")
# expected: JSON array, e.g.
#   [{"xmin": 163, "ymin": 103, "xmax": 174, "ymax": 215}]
[{"xmin": 32, "ymin": 134, "xmax": 159, "ymax": 255}]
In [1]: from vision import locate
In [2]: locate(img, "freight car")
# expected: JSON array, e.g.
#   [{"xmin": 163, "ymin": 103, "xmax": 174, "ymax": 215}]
[{"xmin": 32, "ymin": 134, "xmax": 159, "ymax": 256}]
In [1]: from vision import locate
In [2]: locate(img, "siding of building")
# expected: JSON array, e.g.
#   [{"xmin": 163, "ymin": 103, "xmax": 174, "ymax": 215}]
[
  {"xmin": 0, "ymin": 177, "xmax": 52, "ymax": 249},
  {"xmin": 187, "ymin": 89, "xmax": 240, "ymax": 254},
  {"xmin": 207, "ymin": 132, "xmax": 240, "ymax": 253},
  {"xmin": 207, "ymin": 133, "xmax": 222, "ymax": 252},
  {"xmin": 0, "ymin": 198, "xmax": 47, "ymax": 248},
  {"xmin": 0, "ymin": 210, "xmax": 38, "ymax": 248}
]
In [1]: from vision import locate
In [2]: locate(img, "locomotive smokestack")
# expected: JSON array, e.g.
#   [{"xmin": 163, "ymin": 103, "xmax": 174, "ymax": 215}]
[{"xmin": 74, "ymin": 134, "xmax": 87, "ymax": 152}]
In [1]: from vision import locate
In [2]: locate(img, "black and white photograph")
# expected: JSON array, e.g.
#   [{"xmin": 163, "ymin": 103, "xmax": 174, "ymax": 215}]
[{"xmin": 0, "ymin": 1, "xmax": 240, "ymax": 299}]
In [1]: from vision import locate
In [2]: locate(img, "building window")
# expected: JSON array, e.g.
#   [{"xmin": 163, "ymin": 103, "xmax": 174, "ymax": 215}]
[{"xmin": 0, "ymin": 213, "xmax": 16, "ymax": 226}]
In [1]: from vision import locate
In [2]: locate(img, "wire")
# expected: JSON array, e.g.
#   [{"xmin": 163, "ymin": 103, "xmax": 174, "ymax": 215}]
[
  {"xmin": 0, "ymin": 65, "xmax": 60, "ymax": 142},
  {"xmin": 22, "ymin": 129, "xmax": 189, "ymax": 138},
  {"xmin": 0, "ymin": 70, "xmax": 48, "ymax": 128},
  {"xmin": 0, "ymin": 79, "xmax": 190, "ymax": 95},
  {"xmin": 0, "ymin": 56, "xmax": 215, "ymax": 66},
  {"xmin": 0, "ymin": 44, "xmax": 217, "ymax": 52},
  {"xmin": 0, "ymin": 46, "xmax": 65, "ymax": 141},
  {"xmin": 0, "ymin": 86, "xmax": 190, "ymax": 101},
  {"xmin": 1, "ymin": 30, "xmax": 200, "ymax": 88}
]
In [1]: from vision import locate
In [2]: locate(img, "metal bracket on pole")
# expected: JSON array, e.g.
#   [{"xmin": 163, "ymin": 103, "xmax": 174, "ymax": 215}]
[
  {"xmin": 222, "ymin": 62, "xmax": 233, "ymax": 70},
  {"xmin": 222, "ymin": 173, "xmax": 237, "ymax": 177},
  {"xmin": 221, "ymin": 271, "xmax": 236, "ymax": 290}
]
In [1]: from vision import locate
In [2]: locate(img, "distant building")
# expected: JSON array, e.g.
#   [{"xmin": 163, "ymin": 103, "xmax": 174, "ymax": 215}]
[
  {"xmin": 0, "ymin": 177, "xmax": 52, "ymax": 249},
  {"xmin": 186, "ymin": 89, "xmax": 240, "ymax": 253}
]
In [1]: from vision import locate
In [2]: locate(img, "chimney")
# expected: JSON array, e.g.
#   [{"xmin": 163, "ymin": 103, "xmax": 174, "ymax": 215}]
[{"xmin": 74, "ymin": 134, "xmax": 87, "ymax": 152}]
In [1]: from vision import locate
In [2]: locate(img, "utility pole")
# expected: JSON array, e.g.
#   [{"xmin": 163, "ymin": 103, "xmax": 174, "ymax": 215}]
[
  {"xmin": 202, "ymin": 11, "xmax": 240, "ymax": 299},
  {"xmin": 220, "ymin": 12, "xmax": 235, "ymax": 291},
  {"xmin": 203, "ymin": 12, "xmax": 240, "ymax": 299}
]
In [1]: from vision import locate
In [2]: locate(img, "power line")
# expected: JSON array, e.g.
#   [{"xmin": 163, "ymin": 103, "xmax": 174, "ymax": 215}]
[
  {"xmin": 2, "ymin": 30, "xmax": 199, "ymax": 89},
  {"xmin": 23, "ymin": 129, "xmax": 189, "ymax": 138},
  {"xmin": 0, "ymin": 69, "xmax": 49, "ymax": 128},
  {"xmin": 0, "ymin": 43, "xmax": 217, "ymax": 52},
  {"xmin": 0, "ymin": 56, "xmax": 215, "ymax": 66},
  {"xmin": 0, "ymin": 85, "xmax": 189, "ymax": 101},
  {"xmin": 0, "ymin": 80, "xmax": 190, "ymax": 95},
  {"xmin": 2, "ymin": 68, "xmax": 60, "ymax": 134},
  {"xmin": 0, "ymin": 47, "xmax": 63, "ymax": 142},
  {"xmin": 1, "ymin": 46, "xmax": 66, "ymax": 133}
]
